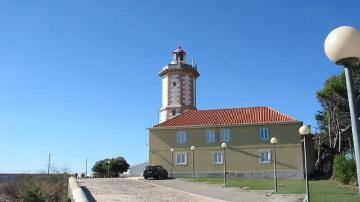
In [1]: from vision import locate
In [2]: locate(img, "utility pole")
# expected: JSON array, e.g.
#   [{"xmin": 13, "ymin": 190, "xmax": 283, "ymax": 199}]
[
  {"xmin": 85, "ymin": 158, "xmax": 88, "ymax": 177},
  {"xmin": 48, "ymin": 153, "xmax": 51, "ymax": 175}
]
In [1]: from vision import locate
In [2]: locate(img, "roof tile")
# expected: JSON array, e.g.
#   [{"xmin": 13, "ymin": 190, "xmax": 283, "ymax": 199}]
[{"xmin": 154, "ymin": 107, "xmax": 298, "ymax": 128}]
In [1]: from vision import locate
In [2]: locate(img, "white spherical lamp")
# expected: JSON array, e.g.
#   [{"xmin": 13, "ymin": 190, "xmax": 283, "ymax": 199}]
[
  {"xmin": 324, "ymin": 26, "xmax": 360, "ymax": 64},
  {"xmin": 221, "ymin": 142, "xmax": 227, "ymax": 148},
  {"xmin": 299, "ymin": 125, "xmax": 311, "ymax": 136},
  {"xmin": 270, "ymin": 137, "xmax": 278, "ymax": 144},
  {"xmin": 191, "ymin": 146, "xmax": 196, "ymax": 151}
]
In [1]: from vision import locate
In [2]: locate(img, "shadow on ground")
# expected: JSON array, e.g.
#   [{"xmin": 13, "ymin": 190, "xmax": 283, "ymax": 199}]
[{"xmin": 81, "ymin": 186, "xmax": 97, "ymax": 202}]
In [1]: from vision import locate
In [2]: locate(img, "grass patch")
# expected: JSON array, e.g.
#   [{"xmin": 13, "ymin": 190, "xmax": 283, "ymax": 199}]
[{"xmin": 183, "ymin": 177, "xmax": 360, "ymax": 202}]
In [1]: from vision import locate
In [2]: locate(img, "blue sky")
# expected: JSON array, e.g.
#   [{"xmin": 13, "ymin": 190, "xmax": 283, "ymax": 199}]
[{"xmin": 0, "ymin": 0, "xmax": 359, "ymax": 173}]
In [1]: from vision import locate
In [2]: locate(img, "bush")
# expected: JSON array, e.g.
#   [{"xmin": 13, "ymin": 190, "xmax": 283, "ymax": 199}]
[
  {"xmin": 333, "ymin": 155, "xmax": 356, "ymax": 184},
  {"xmin": 0, "ymin": 174, "xmax": 70, "ymax": 202},
  {"xmin": 22, "ymin": 186, "xmax": 44, "ymax": 202}
]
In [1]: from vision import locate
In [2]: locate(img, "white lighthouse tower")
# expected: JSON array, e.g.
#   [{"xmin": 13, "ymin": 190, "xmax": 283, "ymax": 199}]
[{"xmin": 159, "ymin": 45, "xmax": 200, "ymax": 123}]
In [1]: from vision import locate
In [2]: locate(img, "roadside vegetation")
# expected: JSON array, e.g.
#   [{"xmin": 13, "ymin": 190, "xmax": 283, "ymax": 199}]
[
  {"xmin": 92, "ymin": 156, "xmax": 129, "ymax": 178},
  {"xmin": 0, "ymin": 174, "xmax": 70, "ymax": 202},
  {"xmin": 184, "ymin": 177, "xmax": 360, "ymax": 202}
]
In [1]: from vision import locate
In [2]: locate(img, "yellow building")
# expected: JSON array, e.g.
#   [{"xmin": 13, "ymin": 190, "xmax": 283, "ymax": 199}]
[
  {"xmin": 149, "ymin": 46, "xmax": 314, "ymax": 179},
  {"xmin": 149, "ymin": 107, "xmax": 314, "ymax": 179}
]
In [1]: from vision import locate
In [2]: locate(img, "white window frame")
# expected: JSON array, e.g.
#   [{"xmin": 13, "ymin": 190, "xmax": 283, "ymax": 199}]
[
  {"xmin": 175, "ymin": 152, "xmax": 187, "ymax": 165},
  {"xmin": 259, "ymin": 149, "xmax": 272, "ymax": 163},
  {"xmin": 176, "ymin": 131, "xmax": 187, "ymax": 144},
  {"xmin": 212, "ymin": 151, "xmax": 224, "ymax": 165},
  {"xmin": 206, "ymin": 129, "xmax": 216, "ymax": 143},
  {"xmin": 260, "ymin": 128, "xmax": 269, "ymax": 141},
  {"xmin": 220, "ymin": 128, "xmax": 230, "ymax": 142}
]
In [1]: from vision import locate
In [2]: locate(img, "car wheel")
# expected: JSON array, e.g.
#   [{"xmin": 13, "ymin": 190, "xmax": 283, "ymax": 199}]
[{"xmin": 144, "ymin": 176, "xmax": 147, "ymax": 179}]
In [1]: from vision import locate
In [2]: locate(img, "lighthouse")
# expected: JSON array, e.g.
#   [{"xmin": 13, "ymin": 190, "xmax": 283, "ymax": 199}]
[{"xmin": 158, "ymin": 45, "xmax": 200, "ymax": 123}]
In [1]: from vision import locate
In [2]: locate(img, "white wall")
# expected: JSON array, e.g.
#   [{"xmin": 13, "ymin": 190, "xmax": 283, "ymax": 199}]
[{"xmin": 161, "ymin": 76, "xmax": 168, "ymax": 108}]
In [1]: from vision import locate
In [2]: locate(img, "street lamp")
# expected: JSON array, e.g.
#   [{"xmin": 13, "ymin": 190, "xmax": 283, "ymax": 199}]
[
  {"xmin": 107, "ymin": 160, "xmax": 110, "ymax": 178},
  {"xmin": 170, "ymin": 148, "xmax": 174, "ymax": 178},
  {"xmin": 221, "ymin": 142, "xmax": 227, "ymax": 187},
  {"xmin": 191, "ymin": 146, "xmax": 196, "ymax": 178},
  {"xmin": 324, "ymin": 26, "xmax": 360, "ymax": 195},
  {"xmin": 299, "ymin": 125, "xmax": 311, "ymax": 202},
  {"xmin": 270, "ymin": 137, "xmax": 278, "ymax": 194}
]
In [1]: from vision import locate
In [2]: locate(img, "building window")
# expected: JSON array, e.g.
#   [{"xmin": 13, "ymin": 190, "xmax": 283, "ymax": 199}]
[
  {"xmin": 173, "ymin": 82, "xmax": 177, "ymax": 87},
  {"xmin": 259, "ymin": 150, "xmax": 271, "ymax": 163},
  {"xmin": 260, "ymin": 128, "xmax": 269, "ymax": 140},
  {"xmin": 172, "ymin": 110, "xmax": 176, "ymax": 116},
  {"xmin": 212, "ymin": 151, "xmax": 223, "ymax": 164},
  {"xmin": 206, "ymin": 130, "xmax": 215, "ymax": 143},
  {"xmin": 220, "ymin": 128, "xmax": 230, "ymax": 142},
  {"xmin": 176, "ymin": 131, "xmax": 187, "ymax": 144},
  {"xmin": 176, "ymin": 152, "xmax": 187, "ymax": 165}
]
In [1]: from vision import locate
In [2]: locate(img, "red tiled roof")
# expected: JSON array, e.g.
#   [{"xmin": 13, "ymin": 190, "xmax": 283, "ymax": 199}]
[{"xmin": 154, "ymin": 107, "xmax": 299, "ymax": 128}]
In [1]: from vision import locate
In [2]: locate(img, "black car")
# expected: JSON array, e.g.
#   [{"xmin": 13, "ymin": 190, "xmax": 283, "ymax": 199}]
[{"xmin": 143, "ymin": 165, "xmax": 168, "ymax": 179}]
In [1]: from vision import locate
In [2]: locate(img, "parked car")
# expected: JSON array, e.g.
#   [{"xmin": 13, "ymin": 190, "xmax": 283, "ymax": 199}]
[{"xmin": 143, "ymin": 165, "xmax": 168, "ymax": 179}]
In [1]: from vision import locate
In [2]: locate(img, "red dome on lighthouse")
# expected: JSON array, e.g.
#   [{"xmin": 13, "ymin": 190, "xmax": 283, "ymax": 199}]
[
  {"xmin": 173, "ymin": 45, "xmax": 186, "ymax": 54},
  {"xmin": 172, "ymin": 44, "xmax": 186, "ymax": 63}
]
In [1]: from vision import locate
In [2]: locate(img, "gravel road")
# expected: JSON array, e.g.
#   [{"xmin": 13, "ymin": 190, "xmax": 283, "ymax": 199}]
[
  {"xmin": 78, "ymin": 178, "xmax": 223, "ymax": 202},
  {"xmin": 78, "ymin": 178, "xmax": 304, "ymax": 202}
]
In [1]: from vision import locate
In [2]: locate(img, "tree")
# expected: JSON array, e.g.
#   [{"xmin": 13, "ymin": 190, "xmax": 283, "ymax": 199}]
[
  {"xmin": 92, "ymin": 156, "xmax": 130, "ymax": 178},
  {"xmin": 316, "ymin": 73, "xmax": 351, "ymax": 152},
  {"xmin": 315, "ymin": 64, "xmax": 360, "ymax": 176},
  {"xmin": 316, "ymin": 64, "xmax": 360, "ymax": 153}
]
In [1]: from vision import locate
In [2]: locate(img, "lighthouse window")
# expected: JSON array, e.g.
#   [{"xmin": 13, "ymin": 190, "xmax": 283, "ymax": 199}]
[{"xmin": 173, "ymin": 82, "xmax": 177, "ymax": 87}]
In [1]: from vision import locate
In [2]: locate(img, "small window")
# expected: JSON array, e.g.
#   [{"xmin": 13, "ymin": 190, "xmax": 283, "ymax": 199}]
[
  {"xmin": 176, "ymin": 152, "xmax": 187, "ymax": 165},
  {"xmin": 172, "ymin": 110, "xmax": 176, "ymax": 116},
  {"xmin": 220, "ymin": 128, "xmax": 230, "ymax": 142},
  {"xmin": 206, "ymin": 130, "xmax": 215, "ymax": 143},
  {"xmin": 173, "ymin": 82, "xmax": 177, "ymax": 87},
  {"xmin": 176, "ymin": 131, "xmax": 187, "ymax": 144},
  {"xmin": 212, "ymin": 151, "xmax": 223, "ymax": 164},
  {"xmin": 259, "ymin": 150, "xmax": 271, "ymax": 163},
  {"xmin": 260, "ymin": 128, "xmax": 269, "ymax": 140}
]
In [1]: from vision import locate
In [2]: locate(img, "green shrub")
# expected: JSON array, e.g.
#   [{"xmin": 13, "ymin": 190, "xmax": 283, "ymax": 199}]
[
  {"xmin": 21, "ymin": 185, "xmax": 45, "ymax": 202},
  {"xmin": 333, "ymin": 155, "xmax": 356, "ymax": 184}
]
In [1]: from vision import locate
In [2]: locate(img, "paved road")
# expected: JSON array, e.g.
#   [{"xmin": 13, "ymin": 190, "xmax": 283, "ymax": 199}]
[{"xmin": 78, "ymin": 178, "xmax": 304, "ymax": 202}]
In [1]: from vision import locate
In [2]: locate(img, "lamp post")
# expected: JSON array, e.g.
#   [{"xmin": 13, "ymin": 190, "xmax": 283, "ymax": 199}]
[
  {"xmin": 324, "ymin": 26, "xmax": 360, "ymax": 195},
  {"xmin": 270, "ymin": 137, "xmax": 278, "ymax": 194},
  {"xmin": 299, "ymin": 125, "xmax": 311, "ymax": 202},
  {"xmin": 191, "ymin": 146, "xmax": 196, "ymax": 178},
  {"xmin": 107, "ymin": 160, "xmax": 110, "ymax": 178},
  {"xmin": 221, "ymin": 142, "xmax": 227, "ymax": 187},
  {"xmin": 170, "ymin": 148, "xmax": 174, "ymax": 179}
]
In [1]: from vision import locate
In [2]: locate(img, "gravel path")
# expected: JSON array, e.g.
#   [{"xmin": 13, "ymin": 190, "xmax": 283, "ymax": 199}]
[
  {"xmin": 78, "ymin": 178, "xmax": 223, "ymax": 202},
  {"xmin": 78, "ymin": 178, "xmax": 304, "ymax": 202}
]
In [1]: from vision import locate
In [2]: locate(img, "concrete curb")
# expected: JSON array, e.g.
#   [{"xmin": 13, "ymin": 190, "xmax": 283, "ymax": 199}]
[{"xmin": 68, "ymin": 177, "xmax": 89, "ymax": 202}]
